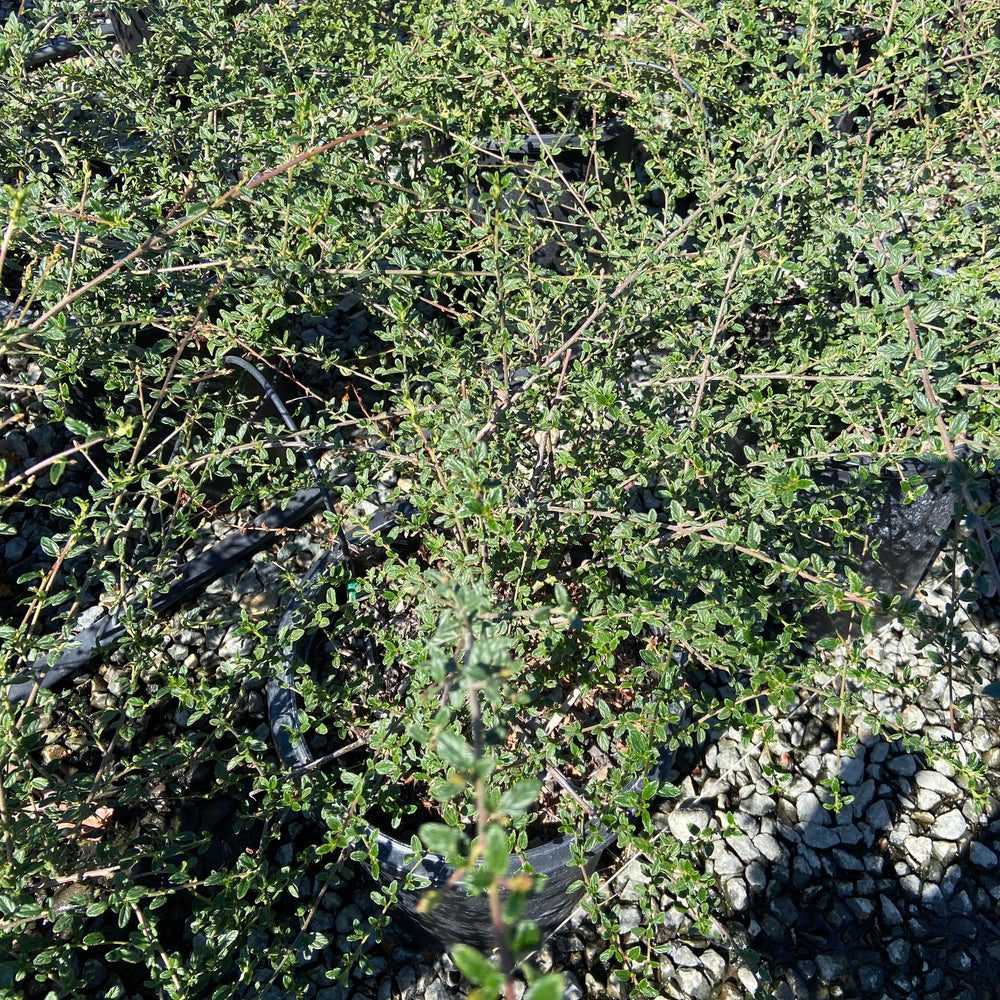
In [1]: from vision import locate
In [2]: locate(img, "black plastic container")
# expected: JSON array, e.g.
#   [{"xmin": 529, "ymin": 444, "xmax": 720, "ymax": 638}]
[{"xmin": 267, "ymin": 511, "xmax": 681, "ymax": 947}]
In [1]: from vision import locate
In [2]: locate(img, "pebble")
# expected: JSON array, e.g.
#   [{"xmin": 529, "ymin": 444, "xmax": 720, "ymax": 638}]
[
  {"xmin": 969, "ymin": 842, "xmax": 998, "ymax": 867},
  {"xmin": 881, "ymin": 896, "xmax": 904, "ymax": 927},
  {"xmin": 915, "ymin": 769, "xmax": 959, "ymax": 797},
  {"xmin": 858, "ymin": 965, "xmax": 885, "ymax": 991},
  {"xmin": 699, "ymin": 948, "xmax": 727, "ymax": 983},
  {"xmin": 887, "ymin": 754, "xmax": 919, "ymax": 776},
  {"xmin": 931, "ymin": 809, "xmax": 968, "ymax": 841},
  {"xmin": 838, "ymin": 752, "xmax": 865, "ymax": 785},
  {"xmin": 710, "ymin": 847, "xmax": 743, "ymax": 876},
  {"xmin": 866, "ymin": 799, "xmax": 892, "ymax": 831},
  {"xmin": 673, "ymin": 968, "xmax": 710, "ymax": 1000},
  {"xmin": 846, "ymin": 896, "xmax": 874, "ymax": 920},
  {"xmin": 666, "ymin": 800, "xmax": 713, "ymax": 842},
  {"xmin": 617, "ymin": 906, "xmax": 641, "ymax": 934},
  {"xmin": 905, "ymin": 836, "xmax": 932, "ymax": 867},
  {"xmin": 801, "ymin": 823, "xmax": 839, "ymax": 849},
  {"xmin": 724, "ymin": 879, "xmax": 748, "ymax": 911},
  {"xmin": 744, "ymin": 861, "xmax": 767, "ymax": 892},
  {"xmin": 669, "ymin": 944, "xmax": 699, "ymax": 968},
  {"xmin": 754, "ymin": 832, "xmax": 784, "ymax": 862},
  {"xmin": 728, "ymin": 834, "xmax": 760, "ymax": 863}
]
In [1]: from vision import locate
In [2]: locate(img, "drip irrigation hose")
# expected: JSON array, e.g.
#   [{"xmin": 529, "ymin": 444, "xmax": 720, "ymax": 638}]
[
  {"xmin": 5, "ymin": 357, "xmax": 351, "ymax": 703},
  {"xmin": 6, "ymin": 486, "xmax": 334, "ymax": 703},
  {"xmin": 22, "ymin": 7, "xmax": 153, "ymax": 71},
  {"xmin": 222, "ymin": 355, "xmax": 332, "ymax": 513}
]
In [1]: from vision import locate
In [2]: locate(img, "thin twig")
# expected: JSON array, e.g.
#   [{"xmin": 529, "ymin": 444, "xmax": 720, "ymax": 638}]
[
  {"xmin": 690, "ymin": 223, "xmax": 755, "ymax": 421},
  {"xmin": 25, "ymin": 119, "xmax": 410, "ymax": 332}
]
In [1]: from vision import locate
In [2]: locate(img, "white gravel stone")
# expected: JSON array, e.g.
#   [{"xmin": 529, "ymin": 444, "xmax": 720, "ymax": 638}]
[
  {"xmin": 846, "ymin": 896, "xmax": 874, "ymax": 920},
  {"xmin": 838, "ymin": 752, "xmax": 865, "ymax": 785},
  {"xmin": 815, "ymin": 953, "xmax": 848, "ymax": 979},
  {"xmin": 674, "ymin": 968, "xmax": 710, "ymax": 1000},
  {"xmin": 745, "ymin": 861, "xmax": 767, "ymax": 892},
  {"xmin": 915, "ymin": 770, "xmax": 959, "ymax": 797},
  {"xmin": 733, "ymin": 810, "xmax": 760, "ymax": 838},
  {"xmin": 667, "ymin": 801, "xmax": 714, "ymax": 842},
  {"xmin": 887, "ymin": 754, "xmax": 918, "ymax": 776},
  {"xmin": 916, "ymin": 787, "xmax": 943, "ymax": 810},
  {"xmin": 930, "ymin": 809, "xmax": 968, "ymax": 841},
  {"xmin": 969, "ymin": 842, "xmax": 998, "ymax": 867},
  {"xmin": 669, "ymin": 944, "xmax": 700, "ymax": 968},
  {"xmin": 832, "ymin": 848, "xmax": 864, "ymax": 871},
  {"xmin": 801, "ymin": 823, "xmax": 839, "ymax": 849},
  {"xmin": 728, "ymin": 834, "xmax": 760, "ymax": 863},
  {"xmin": 851, "ymin": 778, "xmax": 876, "ymax": 814},
  {"xmin": 700, "ymin": 948, "xmax": 727, "ymax": 983},
  {"xmin": 754, "ymin": 832, "xmax": 784, "ymax": 862},
  {"xmin": 881, "ymin": 896, "xmax": 903, "ymax": 927},
  {"xmin": 77, "ymin": 605, "xmax": 108, "ymax": 629},
  {"xmin": 932, "ymin": 839, "xmax": 960, "ymax": 864},
  {"xmin": 951, "ymin": 890, "xmax": 972, "ymax": 915},
  {"xmin": 724, "ymin": 878, "xmax": 749, "ymax": 911},
  {"xmin": 971, "ymin": 725, "xmax": 993, "ymax": 753},
  {"xmin": 711, "ymin": 847, "xmax": 743, "ymax": 876},
  {"xmin": 866, "ymin": 799, "xmax": 892, "ymax": 831},
  {"xmin": 795, "ymin": 790, "xmax": 829, "ymax": 825},
  {"xmin": 561, "ymin": 973, "xmax": 582, "ymax": 1000},
  {"xmin": 745, "ymin": 790, "xmax": 777, "ymax": 815},
  {"xmin": 887, "ymin": 939, "xmax": 910, "ymax": 965},
  {"xmin": 617, "ymin": 905, "xmax": 641, "ymax": 934},
  {"xmin": 905, "ymin": 836, "xmax": 932, "ymax": 867}
]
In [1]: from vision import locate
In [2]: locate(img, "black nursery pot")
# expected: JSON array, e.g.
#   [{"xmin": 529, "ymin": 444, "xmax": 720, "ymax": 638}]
[
  {"xmin": 368, "ymin": 810, "xmax": 616, "ymax": 948},
  {"xmin": 273, "ymin": 682, "xmax": 673, "ymax": 947},
  {"xmin": 267, "ymin": 518, "xmax": 679, "ymax": 947},
  {"xmin": 799, "ymin": 455, "xmax": 960, "ymax": 640},
  {"xmin": 269, "ymin": 627, "xmax": 677, "ymax": 948}
]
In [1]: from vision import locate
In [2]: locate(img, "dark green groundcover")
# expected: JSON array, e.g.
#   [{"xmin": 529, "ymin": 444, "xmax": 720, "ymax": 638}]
[{"xmin": 1, "ymin": 1, "xmax": 999, "ymax": 997}]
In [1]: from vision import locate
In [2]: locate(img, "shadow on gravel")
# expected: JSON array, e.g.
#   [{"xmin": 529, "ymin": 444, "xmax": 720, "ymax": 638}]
[
  {"xmin": 652, "ymin": 674, "xmax": 1000, "ymax": 1000},
  {"xmin": 740, "ymin": 730, "xmax": 999, "ymax": 999}
]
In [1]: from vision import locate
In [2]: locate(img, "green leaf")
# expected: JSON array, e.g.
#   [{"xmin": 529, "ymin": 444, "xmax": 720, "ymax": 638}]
[
  {"xmin": 430, "ymin": 775, "xmax": 468, "ymax": 801},
  {"xmin": 39, "ymin": 535, "xmax": 60, "ymax": 558},
  {"xmin": 512, "ymin": 919, "xmax": 540, "ymax": 953},
  {"xmin": 436, "ymin": 731, "xmax": 477, "ymax": 771},
  {"xmin": 498, "ymin": 778, "xmax": 540, "ymax": 815},
  {"xmin": 418, "ymin": 822, "xmax": 466, "ymax": 857},
  {"xmin": 64, "ymin": 417, "xmax": 92, "ymax": 436},
  {"xmin": 525, "ymin": 974, "xmax": 566, "ymax": 1000},
  {"xmin": 482, "ymin": 824, "xmax": 509, "ymax": 879},
  {"xmin": 450, "ymin": 944, "xmax": 503, "ymax": 989}
]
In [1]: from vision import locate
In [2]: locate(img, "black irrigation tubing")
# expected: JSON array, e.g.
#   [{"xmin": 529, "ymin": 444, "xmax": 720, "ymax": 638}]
[
  {"xmin": 266, "ymin": 505, "xmax": 403, "ymax": 773},
  {"xmin": 5, "ymin": 484, "xmax": 336, "ymax": 703},
  {"xmin": 5, "ymin": 357, "xmax": 352, "ymax": 704},
  {"xmin": 222, "ymin": 355, "xmax": 333, "ymax": 515},
  {"xmin": 20, "ymin": 8, "xmax": 152, "ymax": 72}
]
